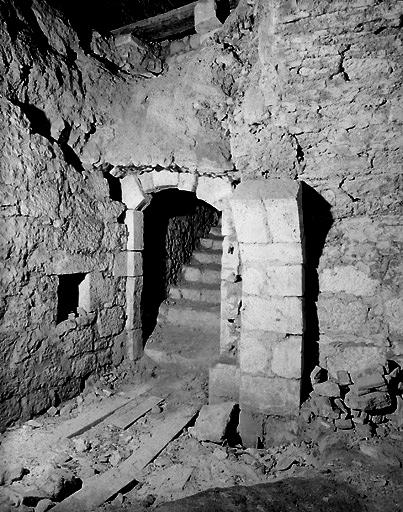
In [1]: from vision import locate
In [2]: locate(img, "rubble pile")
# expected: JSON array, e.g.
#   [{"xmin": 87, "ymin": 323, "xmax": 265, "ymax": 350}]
[{"xmin": 300, "ymin": 361, "xmax": 403, "ymax": 437}]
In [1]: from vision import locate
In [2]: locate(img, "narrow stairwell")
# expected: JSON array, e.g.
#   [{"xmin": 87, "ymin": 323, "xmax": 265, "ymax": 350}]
[{"xmin": 144, "ymin": 224, "xmax": 223, "ymax": 367}]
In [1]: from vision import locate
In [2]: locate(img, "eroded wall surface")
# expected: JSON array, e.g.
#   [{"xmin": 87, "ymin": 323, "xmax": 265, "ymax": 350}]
[
  {"xmin": 1, "ymin": 0, "xmax": 402, "ymax": 431},
  {"xmin": 216, "ymin": 0, "xmax": 402, "ymax": 373}
]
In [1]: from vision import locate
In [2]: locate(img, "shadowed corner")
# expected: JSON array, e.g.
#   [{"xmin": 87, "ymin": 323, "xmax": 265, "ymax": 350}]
[
  {"xmin": 300, "ymin": 182, "xmax": 333, "ymax": 403},
  {"xmin": 154, "ymin": 476, "xmax": 366, "ymax": 512}
]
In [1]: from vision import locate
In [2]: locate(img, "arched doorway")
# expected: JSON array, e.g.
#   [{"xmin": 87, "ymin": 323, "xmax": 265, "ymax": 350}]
[
  {"xmin": 141, "ymin": 188, "xmax": 220, "ymax": 366},
  {"xmin": 116, "ymin": 171, "xmax": 306, "ymax": 447}
]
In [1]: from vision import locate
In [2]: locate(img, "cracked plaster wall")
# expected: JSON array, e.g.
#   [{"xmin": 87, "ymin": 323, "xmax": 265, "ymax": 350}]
[{"xmin": 0, "ymin": 0, "xmax": 402, "ymax": 429}]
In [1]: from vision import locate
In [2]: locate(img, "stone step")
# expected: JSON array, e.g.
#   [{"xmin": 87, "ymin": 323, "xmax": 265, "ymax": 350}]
[
  {"xmin": 200, "ymin": 237, "xmax": 223, "ymax": 251},
  {"xmin": 169, "ymin": 284, "xmax": 220, "ymax": 304},
  {"xmin": 192, "ymin": 250, "xmax": 221, "ymax": 265},
  {"xmin": 159, "ymin": 301, "xmax": 220, "ymax": 330},
  {"xmin": 145, "ymin": 323, "xmax": 219, "ymax": 368},
  {"xmin": 209, "ymin": 226, "xmax": 222, "ymax": 237},
  {"xmin": 182, "ymin": 264, "xmax": 221, "ymax": 285}
]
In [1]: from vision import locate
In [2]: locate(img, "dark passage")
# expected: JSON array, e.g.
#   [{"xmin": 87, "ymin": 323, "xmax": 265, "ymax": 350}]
[
  {"xmin": 141, "ymin": 189, "xmax": 218, "ymax": 343},
  {"xmin": 56, "ymin": 273, "xmax": 86, "ymax": 323}
]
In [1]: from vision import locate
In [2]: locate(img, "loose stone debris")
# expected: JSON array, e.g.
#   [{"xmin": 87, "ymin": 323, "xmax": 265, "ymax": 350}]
[{"xmin": 1, "ymin": 363, "xmax": 402, "ymax": 512}]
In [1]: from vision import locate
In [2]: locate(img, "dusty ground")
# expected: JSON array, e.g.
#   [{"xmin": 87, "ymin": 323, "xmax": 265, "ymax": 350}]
[{"xmin": 1, "ymin": 358, "xmax": 402, "ymax": 512}]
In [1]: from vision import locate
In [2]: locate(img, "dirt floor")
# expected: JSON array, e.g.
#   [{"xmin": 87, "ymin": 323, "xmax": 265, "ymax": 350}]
[{"xmin": 1, "ymin": 358, "xmax": 402, "ymax": 512}]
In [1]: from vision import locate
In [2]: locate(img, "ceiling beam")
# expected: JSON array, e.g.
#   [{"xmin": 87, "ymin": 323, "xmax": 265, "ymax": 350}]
[{"xmin": 111, "ymin": 2, "xmax": 198, "ymax": 41}]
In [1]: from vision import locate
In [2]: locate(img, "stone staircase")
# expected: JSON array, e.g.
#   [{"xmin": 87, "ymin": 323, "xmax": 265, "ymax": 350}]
[{"xmin": 144, "ymin": 224, "xmax": 222, "ymax": 367}]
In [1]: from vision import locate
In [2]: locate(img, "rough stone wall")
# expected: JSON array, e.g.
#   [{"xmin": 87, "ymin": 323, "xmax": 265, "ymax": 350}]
[
  {"xmin": 1, "ymin": 0, "xmax": 402, "ymax": 431},
  {"xmin": 217, "ymin": 0, "xmax": 402, "ymax": 380},
  {"xmin": 0, "ymin": 1, "xmax": 134, "ymax": 429},
  {"xmin": 0, "ymin": 0, "xmax": 232, "ymax": 429}
]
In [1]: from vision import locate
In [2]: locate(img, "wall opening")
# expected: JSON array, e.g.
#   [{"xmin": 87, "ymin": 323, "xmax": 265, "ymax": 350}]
[
  {"xmin": 56, "ymin": 273, "xmax": 87, "ymax": 323},
  {"xmin": 141, "ymin": 188, "xmax": 219, "ymax": 343}
]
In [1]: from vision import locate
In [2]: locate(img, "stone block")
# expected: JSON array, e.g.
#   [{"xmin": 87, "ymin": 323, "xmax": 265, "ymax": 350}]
[
  {"xmin": 121, "ymin": 174, "xmax": 147, "ymax": 209},
  {"xmin": 242, "ymin": 296, "xmax": 304, "ymax": 334},
  {"xmin": 232, "ymin": 179, "xmax": 301, "ymax": 202},
  {"xmin": 239, "ymin": 329, "xmax": 273, "ymax": 376},
  {"xmin": 263, "ymin": 198, "xmax": 303, "ymax": 243},
  {"xmin": 238, "ymin": 407, "xmax": 265, "ymax": 448},
  {"xmin": 384, "ymin": 297, "xmax": 403, "ymax": 333},
  {"xmin": 313, "ymin": 381, "xmax": 340, "ymax": 398},
  {"xmin": 356, "ymin": 373, "xmax": 386, "ymax": 393},
  {"xmin": 239, "ymin": 243, "xmax": 303, "ymax": 265},
  {"xmin": 178, "ymin": 172, "xmax": 197, "ymax": 192},
  {"xmin": 125, "ymin": 209, "xmax": 144, "ymax": 251},
  {"xmin": 125, "ymin": 276, "xmax": 142, "ymax": 330},
  {"xmin": 78, "ymin": 273, "xmax": 92, "ymax": 312},
  {"xmin": 319, "ymin": 266, "xmax": 378, "ymax": 296},
  {"xmin": 263, "ymin": 416, "xmax": 298, "ymax": 447},
  {"xmin": 221, "ymin": 207, "xmax": 235, "ymax": 236},
  {"xmin": 138, "ymin": 172, "xmax": 154, "ymax": 193},
  {"xmin": 151, "ymin": 170, "xmax": 179, "ymax": 189},
  {"xmin": 221, "ymin": 279, "xmax": 242, "ymax": 310},
  {"xmin": 240, "ymin": 374, "xmax": 300, "ymax": 415},
  {"xmin": 345, "ymin": 389, "xmax": 392, "ymax": 413},
  {"xmin": 271, "ymin": 335, "xmax": 302, "ymax": 379},
  {"xmin": 209, "ymin": 363, "xmax": 240, "ymax": 404},
  {"xmin": 243, "ymin": 264, "xmax": 304, "ymax": 297},
  {"xmin": 189, "ymin": 402, "xmax": 237, "ymax": 443},
  {"xmin": 112, "ymin": 332, "xmax": 126, "ymax": 366},
  {"xmin": 222, "ymin": 237, "xmax": 241, "ymax": 272},
  {"xmin": 219, "ymin": 318, "xmax": 240, "ymax": 356},
  {"xmin": 243, "ymin": 86, "xmax": 265, "ymax": 125},
  {"xmin": 97, "ymin": 306, "xmax": 125, "ymax": 338},
  {"xmin": 230, "ymin": 199, "xmax": 270, "ymax": 243},
  {"xmin": 196, "ymin": 176, "xmax": 232, "ymax": 206},
  {"xmin": 189, "ymin": 33, "xmax": 200, "ymax": 50},
  {"xmin": 113, "ymin": 251, "xmax": 142, "ymax": 277},
  {"xmin": 126, "ymin": 328, "xmax": 143, "ymax": 361},
  {"xmin": 194, "ymin": 0, "xmax": 222, "ymax": 34}
]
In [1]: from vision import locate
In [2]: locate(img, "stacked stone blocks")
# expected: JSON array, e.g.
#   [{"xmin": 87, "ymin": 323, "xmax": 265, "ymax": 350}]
[{"xmin": 229, "ymin": 179, "xmax": 304, "ymax": 445}]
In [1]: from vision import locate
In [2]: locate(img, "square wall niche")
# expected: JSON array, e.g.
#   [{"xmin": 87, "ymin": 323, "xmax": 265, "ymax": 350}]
[{"xmin": 56, "ymin": 273, "xmax": 90, "ymax": 323}]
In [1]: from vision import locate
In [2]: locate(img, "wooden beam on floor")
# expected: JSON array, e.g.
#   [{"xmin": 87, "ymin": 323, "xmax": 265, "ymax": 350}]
[
  {"xmin": 111, "ymin": 2, "xmax": 197, "ymax": 41},
  {"xmin": 51, "ymin": 407, "xmax": 199, "ymax": 512},
  {"xmin": 108, "ymin": 395, "xmax": 164, "ymax": 430},
  {"xmin": 56, "ymin": 384, "xmax": 153, "ymax": 439}
]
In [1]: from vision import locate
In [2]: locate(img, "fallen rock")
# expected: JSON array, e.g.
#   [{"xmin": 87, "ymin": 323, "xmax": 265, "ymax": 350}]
[
  {"xmin": 27, "ymin": 420, "xmax": 42, "ymax": 429},
  {"xmin": 35, "ymin": 498, "xmax": 54, "ymax": 512},
  {"xmin": 275, "ymin": 452, "xmax": 299, "ymax": 471},
  {"xmin": 0, "ymin": 464, "xmax": 26, "ymax": 485},
  {"xmin": 189, "ymin": 402, "xmax": 237, "ymax": 443},
  {"xmin": 310, "ymin": 366, "xmax": 327, "ymax": 385},
  {"xmin": 1, "ymin": 483, "xmax": 46, "ymax": 507},
  {"xmin": 313, "ymin": 381, "xmax": 340, "ymax": 398},
  {"xmin": 72, "ymin": 437, "xmax": 91, "ymax": 453},
  {"xmin": 311, "ymin": 394, "xmax": 339, "ymax": 418},
  {"xmin": 356, "ymin": 374, "xmax": 385, "ymax": 393},
  {"xmin": 109, "ymin": 451, "xmax": 122, "ymax": 466},
  {"xmin": 359, "ymin": 391, "xmax": 393, "ymax": 413},
  {"xmin": 354, "ymin": 423, "xmax": 373, "ymax": 439},
  {"xmin": 213, "ymin": 448, "xmax": 228, "ymax": 460},
  {"xmin": 25, "ymin": 464, "xmax": 80, "ymax": 501},
  {"xmin": 334, "ymin": 418, "xmax": 353, "ymax": 430},
  {"xmin": 336, "ymin": 370, "xmax": 352, "ymax": 386},
  {"xmin": 47, "ymin": 406, "xmax": 58, "ymax": 417}
]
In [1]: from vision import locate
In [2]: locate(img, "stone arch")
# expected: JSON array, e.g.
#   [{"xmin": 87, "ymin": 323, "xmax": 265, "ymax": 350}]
[
  {"xmin": 116, "ymin": 172, "xmax": 305, "ymax": 446},
  {"xmin": 115, "ymin": 169, "xmax": 234, "ymax": 361}
]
